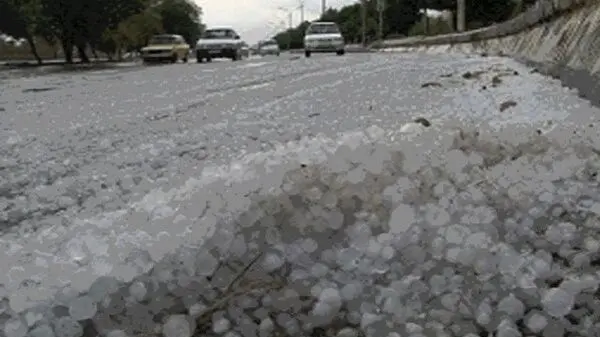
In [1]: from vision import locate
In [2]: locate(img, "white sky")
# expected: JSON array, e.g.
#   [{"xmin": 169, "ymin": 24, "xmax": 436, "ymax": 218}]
[{"xmin": 194, "ymin": 0, "xmax": 359, "ymax": 44}]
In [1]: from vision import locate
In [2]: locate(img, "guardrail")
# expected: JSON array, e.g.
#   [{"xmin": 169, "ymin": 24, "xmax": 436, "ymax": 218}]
[{"xmin": 371, "ymin": 0, "xmax": 592, "ymax": 48}]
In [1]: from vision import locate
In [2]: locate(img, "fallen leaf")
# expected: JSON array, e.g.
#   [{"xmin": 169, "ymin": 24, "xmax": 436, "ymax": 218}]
[
  {"xmin": 499, "ymin": 100, "xmax": 517, "ymax": 112},
  {"xmin": 421, "ymin": 82, "xmax": 442, "ymax": 88}
]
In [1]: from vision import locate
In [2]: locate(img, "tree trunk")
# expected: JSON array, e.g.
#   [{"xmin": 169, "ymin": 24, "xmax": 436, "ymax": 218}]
[
  {"xmin": 25, "ymin": 34, "xmax": 43, "ymax": 65},
  {"xmin": 91, "ymin": 46, "xmax": 99, "ymax": 60},
  {"xmin": 61, "ymin": 39, "xmax": 74, "ymax": 64},
  {"xmin": 76, "ymin": 43, "xmax": 90, "ymax": 63}
]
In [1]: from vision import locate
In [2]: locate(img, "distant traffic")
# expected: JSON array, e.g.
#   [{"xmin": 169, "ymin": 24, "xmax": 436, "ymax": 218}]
[{"xmin": 139, "ymin": 21, "xmax": 347, "ymax": 65}]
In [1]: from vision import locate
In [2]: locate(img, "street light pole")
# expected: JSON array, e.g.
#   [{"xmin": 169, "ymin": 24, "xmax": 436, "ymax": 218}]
[
  {"xmin": 377, "ymin": 0, "xmax": 384, "ymax": 42},
  {"xmin": 321, "ymin": 0, "xmax": 326, "ymax": 14},
  {"xmin": 361, "ymin": 0, "xmax": 366, "ymax": 46},
  {"xmin": 457, "ymin": 0, "xmax": 465, "ymax": 31},
  {"xmin": 299, "ymin": 0, "xmax": 304, "ymax": 23}
]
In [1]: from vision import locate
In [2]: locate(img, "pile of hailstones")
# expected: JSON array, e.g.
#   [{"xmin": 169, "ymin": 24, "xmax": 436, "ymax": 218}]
[{"xmin": 7, "ymin": 130, "xmax": 600, "ymax": 337}]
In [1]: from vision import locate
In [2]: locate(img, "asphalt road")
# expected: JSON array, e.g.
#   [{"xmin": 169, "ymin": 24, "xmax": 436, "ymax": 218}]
[{"xmin": 0, "ymin": 52, "xmax": 597, "ymax": 237}]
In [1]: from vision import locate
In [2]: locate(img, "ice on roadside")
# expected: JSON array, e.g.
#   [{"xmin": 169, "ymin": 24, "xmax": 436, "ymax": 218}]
[{"xmin": 3, "ymin": 125, "xmax": 600, "ymax": 336}]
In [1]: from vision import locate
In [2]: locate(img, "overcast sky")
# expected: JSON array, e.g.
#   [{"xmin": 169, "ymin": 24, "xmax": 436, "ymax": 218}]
[{"xmin": 194, "ymin": 0, "xmax": 359, "ymax": 44}]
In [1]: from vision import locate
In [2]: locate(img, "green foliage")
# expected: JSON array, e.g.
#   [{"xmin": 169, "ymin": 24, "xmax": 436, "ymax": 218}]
[
  {"xmin": 272, "ymin": 0, "xmax": 525, "ymax": 48},
  {"xmin": 0, "ymin": 0, "xmax": 204, "ymax": 63},
  {"xmin": 407, "ymin": 15, "xmax": 454, "ymax": 35},
  {"xmin": 272, "ymin": 0, "xmax": 421, "ymax": 49}
]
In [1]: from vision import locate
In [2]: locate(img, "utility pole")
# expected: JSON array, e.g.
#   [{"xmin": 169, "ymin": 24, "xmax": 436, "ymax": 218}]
[
  {"xmin": 288, "ymin": 11, "xmax": 293, "ymax": 28},
  {"xmin": 321, "ymin": 0, "xmax": 326, "ymax": 15},
  {"xmin": 361, "ymin": 0, "xmax": 367, "ymax": 46},
  {"xmin": 457, "ymin": 0, "xmax": 465, "ymax": 32},
  {"xmin": 299, "ymin": 0, "xmax": 304, "ymax": 23},
  {"xmin": 377, "ymin": 0, "xmax": 384, "ymax": 42}
]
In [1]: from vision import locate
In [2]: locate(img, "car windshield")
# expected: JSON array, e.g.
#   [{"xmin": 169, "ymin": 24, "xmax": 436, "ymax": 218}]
[
  {"xmin": 306, "ymin": 24, "xmax": 340, "ymax": 34},
  {"xmin": 203, "ymin": 29, "xmax": 235, "ymax": 39},
  {"xmin": 149, "ymin": 36, "xmax": 178, "ymax": 44}
]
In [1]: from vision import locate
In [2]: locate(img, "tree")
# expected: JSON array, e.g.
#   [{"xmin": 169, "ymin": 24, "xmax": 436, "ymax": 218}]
[
  {"xmin": 155, "ymin": 0, "xmax": 204, "ymax": 45},
  {"xmin": 0, "ymin": 0, "xmax": 44, "ymax": 64},
  {"xmin": 39, "ymin": 0, "xmax": 146, "ymax": 63}
]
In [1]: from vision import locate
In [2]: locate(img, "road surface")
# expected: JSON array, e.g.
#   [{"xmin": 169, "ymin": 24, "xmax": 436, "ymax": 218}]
[{"xmin": 1, "ymin": 52, "xmax": 600, "ymax": 327}]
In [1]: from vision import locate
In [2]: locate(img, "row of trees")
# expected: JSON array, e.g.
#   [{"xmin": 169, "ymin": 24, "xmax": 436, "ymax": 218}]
[
  {"xmin": 273, "ymin": 0, "xmax": 538, "ymax": 49},
  {"xmin": 0, "ymin": 0, "xmax": 204, "ymax": 63}
]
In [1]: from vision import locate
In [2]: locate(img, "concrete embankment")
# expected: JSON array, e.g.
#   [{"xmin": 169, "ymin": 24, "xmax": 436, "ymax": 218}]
[{"xmin": 380, "ymin": 0, "xmax": 600, "ymax": 105}]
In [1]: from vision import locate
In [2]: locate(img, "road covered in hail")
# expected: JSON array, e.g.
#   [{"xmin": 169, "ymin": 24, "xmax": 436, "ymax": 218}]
[{"xmin": 2, "ymin": 52, "xmax": 600, "ymax": 337}]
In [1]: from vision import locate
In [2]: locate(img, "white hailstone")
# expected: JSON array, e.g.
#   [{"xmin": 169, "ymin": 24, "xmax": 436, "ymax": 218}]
[
  {"xmin": 68, "ymin": 295, "xmax": 97, "ymax": 320},
  {"xmin": 105, "ymin": 330, "xmax": 128, "ymax": 337},
  {"xmin": 440, "ymin": 293, "xmax": 461, "ymax": 311},
  {"xmin": 360, "ymin": 313, "xmax": 382, "ymax": 329},
  {"xmin": 496, "ymin": 319, "xmax": 521, "ymax": 337},
  {"xmin": 301, "ymin": 238, "xmax": 318, "ymax": 253},
  {"xmin": 195, "ymin": 252, "xmax": 219, "ymax": 276},
  {"xmin": 475, "ymin": 299, "xmax": 493, "ymax": 326},
  {"xmin": 54, "ymin": 317, "xmax": 83, "ymax": 337},
  {"xmin": 188, "ymin": 303, "xmax": 207, "ymax": 318},
  {"xmin": 337, "ymin": 328, "xmax": 359, "ymax": 337},
  {"xmin": 341, "ymin": 283, "xmax": 362, "ymax": 301},
  {"xmin": 25, "ymin": 311, "xmax": 43, "ymax": 327},
  {"xmin": 525, "ymin": 311, "xmax": 548, "ymax": 333},
  {"xmin": 29, "ymin": 325, "xmax": 55, "ymax": 337},
  {"xmin": 584, "ymin": 237, "xmax": 600, "ymax": 252},
  {"xmin": 259, "ymin": 318, "xmax": 275, "ymax": 332},
  {"xmin": 541, "ymin": 288, "xmax": 575, "ymax": 317},
  {"xmin": 128, "ymin": 282, "xmax": 147, "ymax": 302},
  {"xmin": 163, "ymin": 315, "xmax": 195, "ymax": 337},
  {"xmin": 388, "ymin": 203, "xmax": 416, "ymax": 234},
  {"xmin": 497, "ymin": 294, "xmax": 525, "ymax": 319},
  {"xmin": 4, "ymin": 318, "xmax": 27, "ymax": 337},
  {"xmin": 212, "ymin": 318, "xmax": 231, "ymax": 334},
  {"xmin": 381, "ymin": 246, "xmax": 395, "ymax": 260},
  {"xmin": 262, "ymin": 253, "xmax": 284, "ymax": 272},
  {"xmin": 310, "ymin": 263, "xmax": 330, "ymax": 278}
]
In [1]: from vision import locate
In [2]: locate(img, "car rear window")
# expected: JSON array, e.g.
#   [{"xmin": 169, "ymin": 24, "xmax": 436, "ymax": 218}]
[
  {"xmin": 203, "ymin": 30, "xmax": 235, "ymax": 39},
  {"xmin": 306, "ymin": 24, "xmax": 340, "ymax": 34}
]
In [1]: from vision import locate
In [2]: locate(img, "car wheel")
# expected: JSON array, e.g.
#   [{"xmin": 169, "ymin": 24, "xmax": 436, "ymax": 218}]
[
  {"xmin": 183, "ymin": 54, "xmax": 188, "ymax": 62},
  {"xmin": 305, "ymin": 51, "xmax": 311, "ymax": 57},
  {"xmin": 171, "ymin": 53, "xmax": 178, "ymax": 63},
  {"xmin": 206, "ymin": 56, "xmax": 212, "ymax": 62},
  {"xmin": 276, "ymin": 52, "xmax": 280, "ymax": 56},
  {"xmin": 336, "ymin": 49, "xmax": 345, "ymax": 55}
]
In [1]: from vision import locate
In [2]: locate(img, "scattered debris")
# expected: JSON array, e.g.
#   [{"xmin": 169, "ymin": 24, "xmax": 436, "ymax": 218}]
[
  {"xmin": 513, "ymin": 70, "xmax": 519, "ymax": 75},
  {"xmin": 530, "ymin": 68, "xmax": 539, "ymax": 73},
  {"xmin": 462, "ymin": 70, "xmax": 485, "ymax": 79},
  {"xmin": 491, "ymin": 76, "xmax": 502, "ymax": 87},
  {"xmin": 413, "ymin": 117, "xmax": 431, "ymax": 127},
  {"xmin": 499, "ymin": 100, "xmax": 517, "ymax": 112},
  {"xmin": 481, "ymin": 85, "xmax": 487, "ymax": 90},
  {"xmin": 536, "ymin": 129, "xmax": 542, "ymax": 135},
  {"xmin": 22, "ymin": 87, "xmax": 56, "ymax": 93},
  {"xmin": 440, "ymin": 73, "xmax": 452, "ymax": 77},
  {"xmin": 421, "ymin": 81, "xmax": 442, "ymax": 88},
  {"xmin": 308, "ymin": 112, "xmax": 320, "ymax": 118},
  {"xmin": 368, "ymin": 105, "xmax": 373, "ymax": 111}
]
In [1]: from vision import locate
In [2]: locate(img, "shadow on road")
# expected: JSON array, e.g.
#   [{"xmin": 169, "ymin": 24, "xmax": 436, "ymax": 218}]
[{"xmin": 1, "ymin": 59, "xmax": 143, "ymax": 79}]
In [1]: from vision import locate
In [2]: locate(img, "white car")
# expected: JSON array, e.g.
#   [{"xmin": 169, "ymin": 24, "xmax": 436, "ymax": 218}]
[
  {"xmin": 258, "ymin": 39, "xmax": 280, "ymax": 56},
  {"xmin": 303, "ymin": 21, "xmax": 345, "ymax": 57},
  {"xmin": 195, "ymin": 27, "xmax": 244, "ymax": 62}
]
